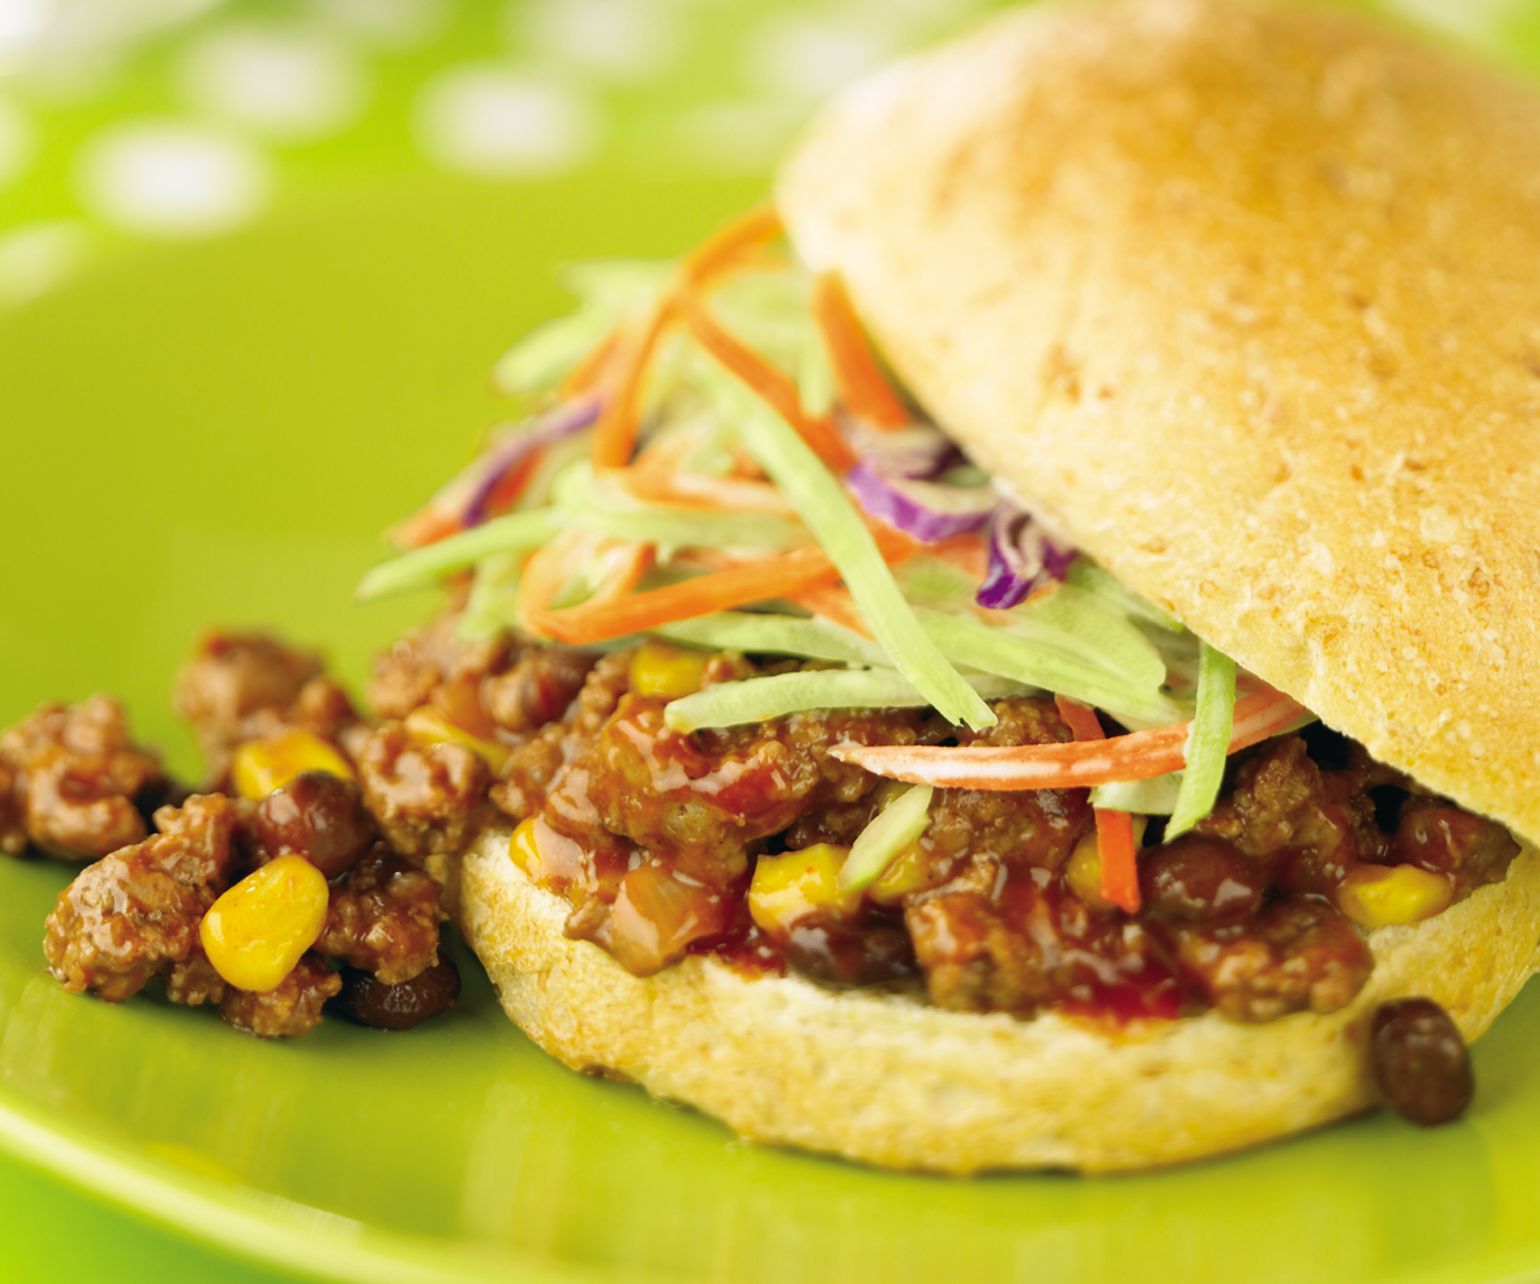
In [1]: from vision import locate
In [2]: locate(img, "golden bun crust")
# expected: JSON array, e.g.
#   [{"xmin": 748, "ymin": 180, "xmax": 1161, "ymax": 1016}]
[
  {"xmin": 777, "ymin": 0, "xmax": 1540, "ymax": 846},
  {"xmin": 454, "ymin": 825, "xmax": 1540, "ymax": 1173}
]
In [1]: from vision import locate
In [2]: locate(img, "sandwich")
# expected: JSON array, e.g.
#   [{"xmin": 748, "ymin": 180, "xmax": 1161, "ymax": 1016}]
[{"xmin": 357, "ymin": 0, "xmax": 1540, "ymax": 1172}]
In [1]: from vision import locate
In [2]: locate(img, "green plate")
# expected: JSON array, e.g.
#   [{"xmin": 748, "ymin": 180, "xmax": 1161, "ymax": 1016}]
[
  {"xmin": 2, "ymin": 170, "xmax": 1540, "ymax": 1284},
  {"xmin": 5, "ymin": 3, "xmax": 1540, "ymax": 1281}
]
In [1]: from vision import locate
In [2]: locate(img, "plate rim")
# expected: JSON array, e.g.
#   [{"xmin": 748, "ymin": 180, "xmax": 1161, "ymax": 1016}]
[{"xmin": 0, "ymin": 1076, "xmax": 612, "ymax": 1284}]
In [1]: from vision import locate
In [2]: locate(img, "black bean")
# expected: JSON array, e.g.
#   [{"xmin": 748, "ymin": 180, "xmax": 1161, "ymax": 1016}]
[
  {"xmin": 335, "ymin": 957, "xmax": 461, "ymax": 1030},
  {"xmin": 1370, "ymin": 997, "xmax": 1473, "ymax": 1126},
  {"xmin": 255, "ymin": 771, "xmax": 374, "ymax": 879},
  {"xmin": 1141, "ymin": 834, "xmax": 1265, "ymax": 922}
]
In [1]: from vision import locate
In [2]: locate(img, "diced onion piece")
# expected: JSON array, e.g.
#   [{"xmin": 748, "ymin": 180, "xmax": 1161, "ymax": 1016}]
[
  {"xmin": 1164, "ymin": 643, "xmax": 1239, "ymax": 837},
  {"xmin": 704, "ymin": 375, "xmax": 995, "ymax": 731},
  {"xmin": 839, "ymin": 784, "xmax": 934, "ymax": 892}
]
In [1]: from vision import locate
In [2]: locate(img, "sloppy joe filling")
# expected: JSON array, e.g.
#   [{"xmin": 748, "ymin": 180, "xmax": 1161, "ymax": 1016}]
[
  {"xmin": 379, "ymin": 614, "xmax": 1519, "ymax": 1026},
  {"xmin": 7, "ymin": 618, "xmax": 1519, "ymax": 1037}
]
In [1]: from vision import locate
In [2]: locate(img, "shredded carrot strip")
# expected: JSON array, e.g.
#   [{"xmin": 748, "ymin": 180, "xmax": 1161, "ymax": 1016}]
[
  {"xmin": 590, "ymin": 298, "xmax": 677, "ymax": 470},
  {"xmin": 828, "ymin": 687, "xmax": 1309, "ymax": 791},
  {"xmin": 520, "ymin": 513, "xmax": 983, "ymax": 645},
  {"xmin": 521, "ymin": 545, "xmax": 847, "ymax": 644},
  {"xmin": 680, "ymin": 203, "xmax": 784, "ymax": 285},
  {"xmin": 812, "ymin": 274, "xmax": 910, "ymax": 429},
  {"xmin": 1055, "ymin": 696, "xmax": 1140, "ymax": 913},
  {"xmin": 517, "ymin": 532, "xmax": 654, "ymax": 639},
  {"xmin": 681, "ymin": 294, "xmax": 856, "ymax": 472},
  {"xmin": 587, "ymin": 205, "xmax": 789, "ymax": 471},
  {"xmin": 791, "ymin": 584, "xmax": 869, "ymax": 634},
  {"xmin": 391, "ymin": 507, "xmax": 461, "ymax": 550}
]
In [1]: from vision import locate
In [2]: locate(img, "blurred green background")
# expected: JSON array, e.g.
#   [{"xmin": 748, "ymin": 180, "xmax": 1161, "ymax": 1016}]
[
  {"xmin": 2, "ymin": 1, "xmax": 1538, "ymax": 1281},
  {"xmin": 3, "ymin": 0, "xmax": 1539, "ymax": 306}
]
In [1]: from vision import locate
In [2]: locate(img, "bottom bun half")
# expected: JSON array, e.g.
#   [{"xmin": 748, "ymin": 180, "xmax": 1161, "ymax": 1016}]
[{"xmin": 447, "ymin": 826, "xmax": 1540, "ymax": 1174}]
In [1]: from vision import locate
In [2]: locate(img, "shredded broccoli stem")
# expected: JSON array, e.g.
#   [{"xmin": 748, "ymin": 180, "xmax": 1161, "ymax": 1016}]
[
  {"xmin": 1065, "ymin": 560, "xmax": 1184, "ymax": 633},
  {"xmin": 663, "ymin": 669, "xmax": 1023, "ymax": 733},
  {"xmin": 913, "ymin": 610, "xmax": 1186, "ymax": 730},
  {"xmin": 357, "ymin": 508, "xmax": 560, "ymax": 602},
  {"xmin": 705, "ymin": 374, "xmax": 995, "ymax": 731},
  {"xmin": 1165, "ymin": 643, "xmax": 1238, "ymax": 836},
  {"xmin": 654, "ymin": 612, "xmax": 885, "ymax": 666},
  {"xmin": 1091, "ymin": 772, "xmax": 1184, "ymax": 815},
  {"xmin": 839, "ymin": 784, "xmax": 934, "ymax": 892}
]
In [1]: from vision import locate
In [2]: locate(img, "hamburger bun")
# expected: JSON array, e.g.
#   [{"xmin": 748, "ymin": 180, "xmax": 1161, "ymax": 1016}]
[{"xmin": 454, "ymin": 827, "xmax": 1540, "ymax": 1173}]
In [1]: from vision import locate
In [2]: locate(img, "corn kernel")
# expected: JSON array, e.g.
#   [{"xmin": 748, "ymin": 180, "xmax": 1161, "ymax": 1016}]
[
  {"xmin": 629, "ymin": 642, "xmax": 710, "ymax": 700},
  {"xmin": 200, "ymin": 853, "xmax": 330, "ymax": 993},
  {"xmin": 748, "ymin": 844, "xmax": 860, "ymax": 936},
  {"xmin": 1065, "ymin": 829, "xmax": 1113, "ymax": 911},
  {"xmin": 869, "ymin": 840, "xmax": 940, "ymax": 906},
  {"xmin": 509, "ymin": 816, "xmax": 542, "ymax": 878},
  {"xmin": 1337, "ymin": 864, "xmax": 1453, "ymax": 929},
  {"xmin": 231, "ymin": 729, "xmax": 354, "ymax": 801},
  {"xmin": 405, "ymin": 705, "xmax": 509, "ymax": 772}
]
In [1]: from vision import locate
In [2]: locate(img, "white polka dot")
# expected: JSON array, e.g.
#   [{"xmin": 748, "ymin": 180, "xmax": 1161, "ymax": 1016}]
[
  {"xmin": 670, "ymin": 100, "xmax": 804, "ymax": 172},
  {"xmin": 0, "ymin": 0, "xmax": 50, "ymax": 70},
  {"xmin": 415, "ymin": 66, "xmax": 597, "ymax": 178},
  {"xmin": 1386, "ymin": 0, "xmax": 1522, "ymax": 42},
  {"xmin": 0, "ymin": 222, "xmax": 90, "ymax": 305},
  {"xmin": 0, "ymin": 100, "xmax": 34, "ymax": 186},
  {"xmin": 513, "ymin": 0, "xmax": 682, "ymax": 82},
  {"xmin": 78, "ymin": 122, "xmax": 270, "ymax": 237},
  {"xmin": 746, "ymin": 16, "xmax": 898, "ymax": 100},
  {"xmin": 315, "ymin": 0, "xmax": 448, "ymax": 47},
  {"xmin": 1, "ymin": 0, "xmax": 219, "ymax": 85},
  {"xmin": 178, "ymin": 25, "xmax": 367, "ymax": 140}
]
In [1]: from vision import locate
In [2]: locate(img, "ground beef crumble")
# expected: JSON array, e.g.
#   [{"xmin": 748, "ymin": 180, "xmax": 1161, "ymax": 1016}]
[
  {"xmin": 221, "ymin": 956, "xmax": 341, "ymax": 1038},
  {"xmin": 358, "ymin": 722, "xmax": 487, "ymax": 858},
  {"xmin": 21, "ymin": 634, "xmax": 462, "ymax": 1037},
  {"xmin": 43, "ymin": 794, "xmax": 237, "ymax": 1002},
  {"xmin": 317, "ymin": 846, "xmax": 444, "ymax": 984},
  {"xmin": 0, "ymin": 756, "xmax": 25, "ymax": 856},
  {"xmin": 2, "ymin": 696, "xmax": 166, "ymax": 860},
  {"xmin": 174, "ymin": 632, "xmax": 359, "ymax": 786}
]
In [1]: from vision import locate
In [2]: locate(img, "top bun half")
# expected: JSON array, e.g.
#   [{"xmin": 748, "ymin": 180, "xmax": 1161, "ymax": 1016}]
[{"xmin": 778, "ymin": 0, "xmax": 1540, "ymax": 845}]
